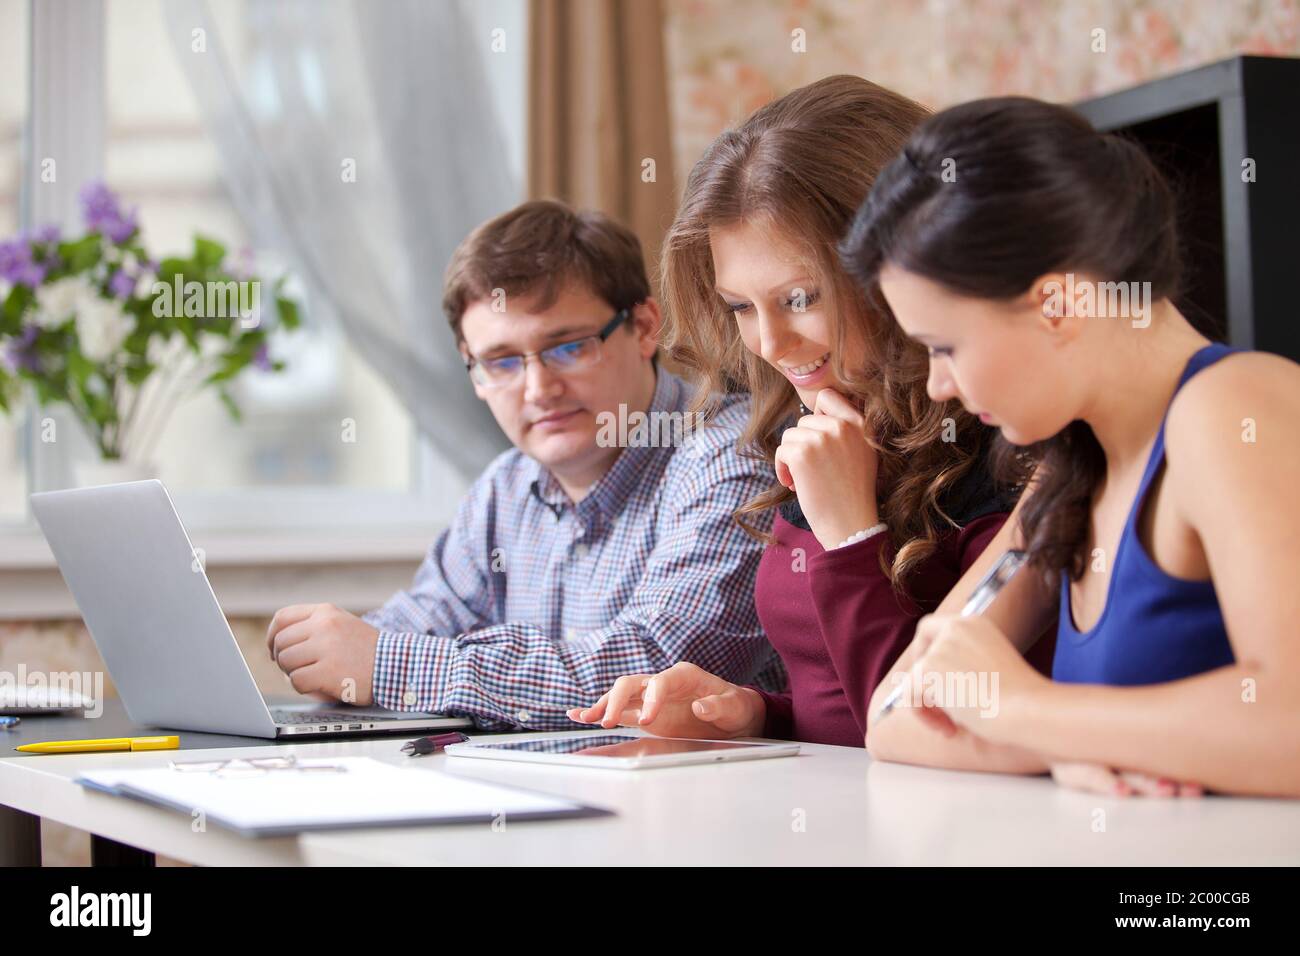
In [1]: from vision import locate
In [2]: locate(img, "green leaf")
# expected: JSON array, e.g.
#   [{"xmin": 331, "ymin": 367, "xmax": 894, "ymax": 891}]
[
  {"xmin": 67, "ymin": 349, "xmax": 95, "ymax": 389},
  {"xmin": 125, "ymin": 362, "xmax": 155, "ymax": 386},
  {"xmin": 176, "ymin": 313, "xmax": 198, "ymax": 349},
  {"xmin": 2, "ymin": 285, "xmax": 33, "ymax": 334},
  {"xmin": 193, "ymin": 235, "xmax": 226, "ymax": 270},
  {"xmin": 58, "ymin": 234, "xmax": 102, "ymax": 273},
  {"xmin": 157, "ymin": 258, "xmax": 189, "ymax": 283},
  {"xmin": 33, "ymin": 377, "xmax": 57, "ymax": 405},
  {"xmin": 122, "ymin": 325, "xmax": 151, "ymax": 356},
  {"xmin": 203, "ymin": 363, "xmax": 241, "ymax": 386},
  {"xmin": 216, "ymin": 386, "xmax": 242, "ymax": 422},
  {"xmin": 276, "ymin": 296, "xmax": 300, "ymax": 330}
]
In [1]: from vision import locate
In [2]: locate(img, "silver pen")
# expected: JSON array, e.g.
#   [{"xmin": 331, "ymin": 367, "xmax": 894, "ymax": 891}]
[{"xmin": 872, "ymin": 548, "xmax": 1029, "ymax": 724}]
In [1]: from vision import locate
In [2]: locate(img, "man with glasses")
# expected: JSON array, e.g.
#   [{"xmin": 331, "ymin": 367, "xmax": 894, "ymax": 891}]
[{"xmin": 266, "ymin": 200, "xmax": 783, "ymax": 729}]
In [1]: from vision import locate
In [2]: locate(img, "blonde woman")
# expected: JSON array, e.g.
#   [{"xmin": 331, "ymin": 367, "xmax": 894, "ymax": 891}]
[{"xmin": 569, "ymin": 75, "xmax": 1053, "ymax": 750}]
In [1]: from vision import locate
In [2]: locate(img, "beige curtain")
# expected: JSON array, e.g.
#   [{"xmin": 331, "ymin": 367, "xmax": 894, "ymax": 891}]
[{"xmin": 528, "ymin": 0, "xmax": 677, "ymax": 286}]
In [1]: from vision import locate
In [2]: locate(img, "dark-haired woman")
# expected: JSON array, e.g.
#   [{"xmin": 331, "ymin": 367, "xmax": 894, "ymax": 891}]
[{"xmin": 845, "ymin": 96, "xmax": 1300, "ymax": 797}]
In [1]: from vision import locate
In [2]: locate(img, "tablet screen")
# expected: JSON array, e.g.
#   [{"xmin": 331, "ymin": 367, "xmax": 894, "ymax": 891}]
[{"xmin": 467, "ymin": 735, "xmax": 774, "ymax": 758}]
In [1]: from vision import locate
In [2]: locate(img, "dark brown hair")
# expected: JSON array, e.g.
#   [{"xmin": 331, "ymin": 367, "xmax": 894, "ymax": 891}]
[
  {"xmin": 840, "ymin": 96, "xmax": 1183, "ymax": 584},
  {"xmin": 661, "ymin": 74, "xmax": 993, "ymax": 591},
  {"xmin": 443, "ymin": 199, "xmax": 651, "ymax": 345}
]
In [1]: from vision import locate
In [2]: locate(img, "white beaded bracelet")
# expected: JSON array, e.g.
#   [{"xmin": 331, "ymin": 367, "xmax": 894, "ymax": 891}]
[{"xmin": 834, "ymin": 523, "xmax": 888, "ymax": 550}]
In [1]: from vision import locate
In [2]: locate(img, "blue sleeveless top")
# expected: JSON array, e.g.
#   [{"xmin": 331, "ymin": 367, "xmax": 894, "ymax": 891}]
[{"xmin": 1053, "ymin": 342, "xmax": 1239, "ymax": 685}]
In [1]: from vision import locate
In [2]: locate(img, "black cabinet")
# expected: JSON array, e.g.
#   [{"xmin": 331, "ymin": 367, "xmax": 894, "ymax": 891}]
[{"xmin": 1076, "ymin": 56, "xmax": 1300, "ymax": 360}]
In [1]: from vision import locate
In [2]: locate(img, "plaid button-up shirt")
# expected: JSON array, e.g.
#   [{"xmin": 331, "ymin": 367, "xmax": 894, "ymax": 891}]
[{"xmin": 364, "ymin": 367, "xmax": 785, "ymax": 730}]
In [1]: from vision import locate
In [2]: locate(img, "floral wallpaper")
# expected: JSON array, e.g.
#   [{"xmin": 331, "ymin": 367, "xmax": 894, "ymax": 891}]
[{"xmin": 664, "ymin": 0, "xmax": 1300, "ymax": 179}]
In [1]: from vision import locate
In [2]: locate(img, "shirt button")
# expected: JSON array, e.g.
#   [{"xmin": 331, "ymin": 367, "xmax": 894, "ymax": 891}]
[
  {"xmin": 402, "ymin": 690, "xmax": 418, "ymax": 707},
  {"xmin": 574, "ymin": 543, "xmax": 588, "ymax": 558},
  {"xmin": 565, "ymin": 627, "xmax": 579, "ymax": 641},
  {"xmin": 516, "ymin": 710, "xmax": 530, "ymax": 723}
]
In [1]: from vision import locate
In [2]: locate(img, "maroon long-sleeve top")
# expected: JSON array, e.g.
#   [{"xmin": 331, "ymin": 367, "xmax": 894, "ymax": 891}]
[{"xmin": 749, "ymin": 466, "xmax": 1056, "ymax": 747}]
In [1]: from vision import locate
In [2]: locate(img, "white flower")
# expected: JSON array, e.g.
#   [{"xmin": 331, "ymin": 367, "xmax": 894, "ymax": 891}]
[
  {"xmin": 199, "ymin": 331, "xmax": 228, "ymax": 361},
  {"xmin": 34, "ymin": 275, "xmax": 94, "ymax": 329},
  {"xmin": 146, "ymin": 334, "xmax": 178, "ymax": 366},
  {"xmin": 75, "ymin": 295, "xmax": 133, "ymax": 363}
]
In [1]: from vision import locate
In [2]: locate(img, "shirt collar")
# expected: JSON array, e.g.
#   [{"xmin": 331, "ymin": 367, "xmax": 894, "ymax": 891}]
[{"xmin": 526, "ymin": 367, "xmax": 686, "ymax": 523}]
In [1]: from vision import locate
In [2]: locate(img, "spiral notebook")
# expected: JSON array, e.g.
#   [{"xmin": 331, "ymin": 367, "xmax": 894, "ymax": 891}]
[{"xmin": 77, "ymin": 756, "xmax": 612, "ymax": 837}]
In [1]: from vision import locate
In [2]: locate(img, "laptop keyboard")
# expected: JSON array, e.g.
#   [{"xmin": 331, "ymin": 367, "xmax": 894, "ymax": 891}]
[{"xmin": 271, "ymin": 709, "xmax": 398, "ymax": 725}]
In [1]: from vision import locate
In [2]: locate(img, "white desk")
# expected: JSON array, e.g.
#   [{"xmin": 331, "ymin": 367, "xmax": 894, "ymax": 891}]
[{"xmin": 3, "ymin": 728, "xmax": 1299, "ymax": 866}]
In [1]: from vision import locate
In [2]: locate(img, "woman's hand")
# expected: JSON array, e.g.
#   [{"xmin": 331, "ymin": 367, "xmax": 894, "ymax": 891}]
[
  {"xmin": 566, "ymin": 662, "xmax": 766, "ymax": 739},
  {"xmin": 1050, "ymin": 762, "xmax": 1205, "ymax": 798},
  {"xmin": 774, "ymin": 388, "xmax": 881, "ymax": 551},
  {"xmin": 905, "ymin": 613, "xmax": 1051, "ymax": 743},
  {"xmin": 908, "ymin": 617, "xmax": 1208, "ymax": 796}
]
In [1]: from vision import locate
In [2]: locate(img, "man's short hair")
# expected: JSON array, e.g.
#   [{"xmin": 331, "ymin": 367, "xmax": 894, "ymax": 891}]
[{"xmin": 443, "ymin": 199, "xmax": 651, "ymax": 346}]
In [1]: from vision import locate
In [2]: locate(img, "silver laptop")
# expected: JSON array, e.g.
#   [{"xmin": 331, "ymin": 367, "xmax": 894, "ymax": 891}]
[{"xmin": 30, "ymin": 480, "xmax": 472, "ymax": 739}]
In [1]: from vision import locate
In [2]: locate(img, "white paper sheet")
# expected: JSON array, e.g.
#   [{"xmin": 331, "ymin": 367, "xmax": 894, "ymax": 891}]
[{"xmin": 77, "ymin": 757, "xmax": 600, "ymax": 836}]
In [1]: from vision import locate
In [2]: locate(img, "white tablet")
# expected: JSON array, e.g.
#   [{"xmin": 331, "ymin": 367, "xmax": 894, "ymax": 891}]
[{"xmin": 444, "ymin": 733, "xmax": 800, "ymax": 770}]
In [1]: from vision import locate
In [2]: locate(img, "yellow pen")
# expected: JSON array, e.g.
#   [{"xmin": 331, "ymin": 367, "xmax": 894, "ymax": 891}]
[{"xmin": 15, "ymin": 735, "xmax": 180, "ymax": 754}]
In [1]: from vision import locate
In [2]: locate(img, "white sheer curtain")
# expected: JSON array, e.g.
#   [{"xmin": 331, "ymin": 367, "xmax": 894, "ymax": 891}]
[{"xmin": 162, "ymin": 0, "xmax": 518, "ymax": 479}]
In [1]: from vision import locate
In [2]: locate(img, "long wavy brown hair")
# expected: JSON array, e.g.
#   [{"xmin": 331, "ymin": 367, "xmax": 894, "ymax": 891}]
[{"xmin": 660, "ymin": 75, "xmax": 991, "ymax": 592}]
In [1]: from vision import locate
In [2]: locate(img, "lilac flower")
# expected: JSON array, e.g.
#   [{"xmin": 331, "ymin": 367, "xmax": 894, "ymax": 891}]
[
  {"xmin": 228, "ymin": 246, "xmax": 256, "ymax": 281},
  {"xmin": 109, "ymin": 270, "xmax": 136, "ymax": 299},
  {"xmin": 0, "ymin": 237, "xmax": 46, "ymax": 288},
  {"xmin": 3, "ymin": 324, "xmax": 42, "ymax": 374},
  {"xmin": 252, "ymin": 342, "xmax": 273, "ymax": 371},
  {"xmin": 33, "ymin": 224, "xmax": 61, "ymax": 246},
  {"xmin": 0, "ymin": 237, "xmax": 28, "ymax": 281},
  {"xmin": 79, "ymin": 181, "xmax": 138, "ymax": 244}
]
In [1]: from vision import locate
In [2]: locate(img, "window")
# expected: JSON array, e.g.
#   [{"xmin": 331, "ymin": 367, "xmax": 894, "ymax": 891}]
[
  {"xmin": 105, "ymin": 0, "xmax": 415, "ymax": 518},
  {"xmin": 2, "ymin": 0, "xmax": 527, "ymax": 535},
  {"xmin": 0, "ymin": 0, "xmax": 28, "ymax": 522}
]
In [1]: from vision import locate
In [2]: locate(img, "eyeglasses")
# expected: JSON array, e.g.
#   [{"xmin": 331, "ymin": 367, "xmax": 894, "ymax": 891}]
[
  {"xmin": 463, "ymin": 307, "xmax": 634, "ymax": 387},
  {"xmin": 169, "ymin": 755, "xmax": 348, "ymax": 778}
]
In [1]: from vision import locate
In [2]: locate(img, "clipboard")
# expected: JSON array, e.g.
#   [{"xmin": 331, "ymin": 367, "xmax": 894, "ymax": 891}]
[{"xmin": 76, "ymin": 756, "xmax": 613, "ymax": 837}]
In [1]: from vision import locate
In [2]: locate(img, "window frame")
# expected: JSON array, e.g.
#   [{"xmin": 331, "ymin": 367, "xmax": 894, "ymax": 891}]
[{"xmin": 4, "ymin": 0, "xmax": 472, "ymax": 540}]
